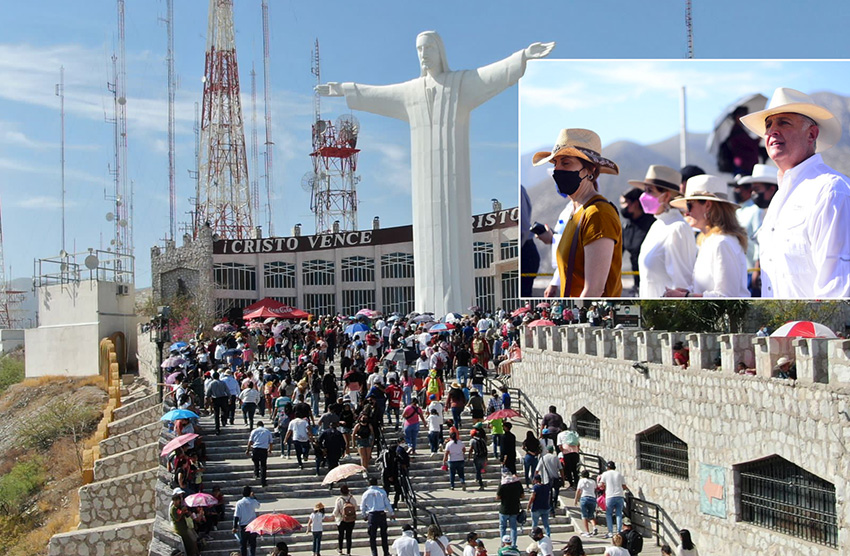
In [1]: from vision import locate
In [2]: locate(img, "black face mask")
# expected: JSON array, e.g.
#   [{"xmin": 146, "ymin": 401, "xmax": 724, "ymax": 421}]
[
  {"xmin": 552, "ymin": 170, "xmax": 583, "ymax": 197},
  {"xmin": 751, "ymin": 191, "xmax": 772, "ymax": 209},
  {"xmin": 619, "ymin": 206, "xmax": 635, "ymax": 220},
  {"xmin": 733, "ymin": 190, "xmax": 747, "ymax": 204}
]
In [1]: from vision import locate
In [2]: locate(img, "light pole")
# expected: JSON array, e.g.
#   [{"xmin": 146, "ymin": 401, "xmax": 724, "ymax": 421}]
[{"xmin": 150, "ymin": 305, "xmax": 171, "ymax": 402}]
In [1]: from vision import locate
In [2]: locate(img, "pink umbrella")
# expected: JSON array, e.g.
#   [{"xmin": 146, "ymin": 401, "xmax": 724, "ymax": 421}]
[
  {"xmin": 161, "ymin": 433, "xmax": 199, "ymax": 457},
  {"xmin": 184, "ymin": 492, "xmax": 219, "ymax": 507},
  {"xmin": 161, "ymin": 355, "xmax": 186, "ymax": 368},
  {"xmin": 246, "ymin": 513, "xmax": 303, "ymax": 535},
  {"xmin": 356, "ymin": 308, "xmax": 381, "ymax": 318},
  {"xmin": 536, "ymin": 302, "xmax": 550, "ymax": 308},
  {"xmin": 486, "ymin": 408, "xmax": 521, "ymax": 421},
  {"xmin": 528, "ymin": 319, "xmax": 556, "ymax": 327},
  {"xmin": 165, "ymin": 371, "xmax": 185, "ymax": 385},
  {"xmin": 213, "ymin": 323, "xmax": 235, "ymax": 334},
  {"xmin": 247, "ymin": 321, "xmax": 266, "ymax": 331},
  {"xmin": 322, "ymin": 463, "xmax": 367, "ymax": 485},
  {"xmin": 770, "ymin": 321, "xmax": 837, "ymax": 339},
  {"xmin": 511, "ymin": 306, "xmax": 531, "ymax": 317}
]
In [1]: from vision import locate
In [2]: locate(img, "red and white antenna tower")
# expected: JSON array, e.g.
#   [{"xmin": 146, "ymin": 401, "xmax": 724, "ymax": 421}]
[
  {"xmin": 0, "ymin": 198, "xmax": 24, "ymax": 329},
  {"xmin": 685, "ymin": 0, "xmax": 694, "ymax": 59},
  {"xmin": 303, "ymin": 39, "xmax": 361, "ymax": 233},
  {"xmin": 261, "ymin": 0, "xmax": 275, "ymax": 236},
  {"xmin": 195, "ymin": 0, "xmax": 253, "ymax": 239},
  {"xmin": 106, "ymin": 0, "xmax": 132, "ymax": 278},
  {"xmin": 250, "ymin": 64, "xmax": 261, "ymax": 221}
]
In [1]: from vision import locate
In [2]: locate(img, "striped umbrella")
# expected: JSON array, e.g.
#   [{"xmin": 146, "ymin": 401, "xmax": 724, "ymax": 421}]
[{"xmin": 770, "ymin": 321, "xmax": 837, "ymax": 339}]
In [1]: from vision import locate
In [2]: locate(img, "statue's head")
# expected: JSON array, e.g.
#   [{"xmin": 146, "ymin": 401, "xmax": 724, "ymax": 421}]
[{"xmin": 416, "ymin": 31, "xmax": 449, "ymax": 77}]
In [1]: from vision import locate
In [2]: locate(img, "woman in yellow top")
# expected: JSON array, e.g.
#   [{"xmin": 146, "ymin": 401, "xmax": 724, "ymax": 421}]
[{"xmin": 534, "ymin": 129, "xmax": 622, "ymax": 297}]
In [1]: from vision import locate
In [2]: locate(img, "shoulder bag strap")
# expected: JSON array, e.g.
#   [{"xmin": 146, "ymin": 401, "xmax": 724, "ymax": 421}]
[{"xmin": 564, "ymin": 197, "xmax": 610, "ymax": 297}]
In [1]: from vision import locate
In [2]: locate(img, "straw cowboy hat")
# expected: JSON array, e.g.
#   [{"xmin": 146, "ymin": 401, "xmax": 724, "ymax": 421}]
[
  {"xmin": 628, "ymin": 165, "xmax": 682, "ymax": 192},
  {"xmin": 740, "ymin": 87, "xmax": 842, "ymax": 153},
  {"xmin": 736, "ymin": 163, "xmax": 779, "ymax": 186},
  {"xmin": 670, "ymin": 174, "xmax": 739, "ymax": 209},
  {"xmin": 532, "ymin": 128, "xmax": 619, "ymax": 174}
]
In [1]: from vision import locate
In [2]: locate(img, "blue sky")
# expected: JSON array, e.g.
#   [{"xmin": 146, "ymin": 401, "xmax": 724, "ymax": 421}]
[{"xmin": 2, "ymin": 0, "xmax": 850, "ymax": 288}]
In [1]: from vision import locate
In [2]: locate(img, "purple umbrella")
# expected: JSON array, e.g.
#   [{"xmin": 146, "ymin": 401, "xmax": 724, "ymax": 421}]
[
  {"xmin": 161, "ymin": 355, "xmax": 186, "ymax": 368},
  {"xmin": 165, "ymin": 371, "xmax": 185, "ymax": 385}
]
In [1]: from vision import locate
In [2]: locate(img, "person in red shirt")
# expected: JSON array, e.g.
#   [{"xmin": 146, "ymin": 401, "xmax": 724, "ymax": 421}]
[
  {"xmin": 365, "ymin": 354, "xmax": 379, "ymax": 374},
  {"xmin": 384, "ymin": 377, "xmax": 403, "ymax": 430},
  {"xmin": 672, "ymin": 341, "xmax": 690, "ymax": 368}
]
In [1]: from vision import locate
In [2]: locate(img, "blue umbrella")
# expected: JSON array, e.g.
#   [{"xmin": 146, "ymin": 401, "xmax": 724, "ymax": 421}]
[
  {"xmin": 345, "ymin": 322, "xmax": 370, "ymax": 336},
  {"xmin": 161, "ymin": 409, "xmax": 200, "ymax": 421},
  {"xmin": 169, "ymin": 341, "xmax": 188, "ymax": 352},
  {"xmin": 222, "ymin": 348, "xmax": 243, "ymax": 358}
]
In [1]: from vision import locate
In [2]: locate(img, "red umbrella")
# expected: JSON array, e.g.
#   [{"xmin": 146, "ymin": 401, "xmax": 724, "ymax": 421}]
[
  {"xmin": 511, "ymin": 306, "xmax": 531, "ymax": 317},
  {"xmin": 184, "ymin": 492, "xmax": 219, "ymax": 507},
  {"xmin": 528, "ymin": 319, "xmax": 556, "ymax": 327},
  {"xmin": 486, "ymin": 408, "xmax": 521, "ymax": 421},
  {"xmin": 161, "ymin": 433, "xmax": 199, "ymax": 457},
  {"xmin": 770, "ymin": 321, "xmax": 837, "ymax": 339},
  {"xmin": 246, "ymin": 513, "xmax": 303, "ymax": 535}
]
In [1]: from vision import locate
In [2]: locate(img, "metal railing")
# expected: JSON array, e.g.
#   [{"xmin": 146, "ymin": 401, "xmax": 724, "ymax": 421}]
[
  {"xmin": 483, "ymin": 376, "xmax": 543, "ymax": 431},
  {"xmin": 626, "ymin": 494, "xmax": 681, "ymax": 548}
]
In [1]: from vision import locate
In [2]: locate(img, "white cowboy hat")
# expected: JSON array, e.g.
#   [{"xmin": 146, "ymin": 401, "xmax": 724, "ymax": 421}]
[
  {"xmin": 532, "ymin": 128, "xmax": 619, "ymax": 174},
  {"xmin": 670, "ymin": 174, "xmax": 739, "ymax": 209},
  {"xmin": 628, "ymin": 165, "xmax": 682, "ymax": 193},
  {"xmin": 736, "ymin": 164, "xmax": 779, "ymax": 186},
  {"xmin": 776, "ymin": 356, "xmax": 793, "ymax": 366},
  {"xmin": 740, "ymin": 87, "xmax": 841, "ymax": 153}
]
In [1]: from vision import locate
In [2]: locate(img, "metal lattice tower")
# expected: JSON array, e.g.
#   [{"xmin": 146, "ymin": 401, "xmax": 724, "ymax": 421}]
[
  {"xmin": 261, "ymin": 0, "xmax": 275, "ymax": 236},
  {"xmin": 163, "ymin": 0, "xmax": 177, "ymax": 240},
  {"xmin": 195, "ymin": 0, "xmax": 253, "ymax": 239},
  {"xmin": 303, "ymin": 39, "xmax": 361, "ymax": 233},
  {"xmin": 250, "ymin": 64, "xmax": 260, "ymax": 220},
  {"xmin": 685, "ymin": 0, "xmax": 694, "ymax": 59}
]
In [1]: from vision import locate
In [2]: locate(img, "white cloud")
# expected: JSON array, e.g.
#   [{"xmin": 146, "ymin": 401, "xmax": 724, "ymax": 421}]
[{"xmin": 12, "ymin": 195, "xmax": 79, "ymax": 209}]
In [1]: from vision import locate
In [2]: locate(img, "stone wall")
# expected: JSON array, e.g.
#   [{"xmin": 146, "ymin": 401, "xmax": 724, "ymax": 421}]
[
  {"xmin": 48, "ymin": 518, "xmax": 154, "ymax": 556},
  {"xmin": 515, "ymin": 324, "xmax": 850, "ymax": 555},
  {"xmin": 150, "ymin": 225, "xmax": 215, "ymax": 316},
  {"xmin": 100, "ymin": 421, "xmax": 162, "ymax": 458},
  {"xmin": 79, "ymin": 468, "xmax": 158, "ymax": 529},
  {"xmin": 113, "ymin": 392, "xmax": 158, "ymax": 421},
  {"xmin": 93, "ymin": 442, "xmax": 158, "ymax": 482},
  {"xmin": 109, "ymin": 404, "xmax": 161, "ymax": 436}
]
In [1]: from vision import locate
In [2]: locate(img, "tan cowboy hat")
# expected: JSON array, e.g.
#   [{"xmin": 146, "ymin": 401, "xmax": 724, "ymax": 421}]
[
  {"xmin": 736, "ymin": 163, "xmax": 778, "ymax": 186},
  {"xmin": 670, "ymin": 174, "xmax": 739, "ymax": 209},
  {"xmin": 740, "ymin": 87, "xmax": 841, "ymax": 153},
  {"xmin": 627, "ymin": 165, "xmax": 682, "ymax": 192},
  {"xmin": 532, "ymin": 128, "xmax": 619, "ymax": 174}
]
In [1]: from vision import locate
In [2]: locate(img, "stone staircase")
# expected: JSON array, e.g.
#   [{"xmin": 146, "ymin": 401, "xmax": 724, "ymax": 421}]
[{"xmin": 189, "ymin": 410, "xmax": 614, "ymax": 556}]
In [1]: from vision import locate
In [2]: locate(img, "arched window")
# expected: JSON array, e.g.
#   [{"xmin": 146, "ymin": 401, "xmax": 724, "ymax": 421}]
[
  {"xmin": 737, "ymin": 455, "xmax": 837, "ymax": 547},
  {"xmin": 636, "ymin": 425, "xmax": 688, "ymax": 479},
  {"xmin": 302, "ymin": 259, "xmax": 335, "ymax": 286},
  {"xmin": 571, "ymin": 407, "xmax": 600, "ymax": 440}
]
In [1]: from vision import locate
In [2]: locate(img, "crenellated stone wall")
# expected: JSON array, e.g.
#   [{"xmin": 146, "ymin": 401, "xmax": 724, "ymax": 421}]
[
  {"xmin": 109, "ymin": 404, "xmax": 161, "ymax": 436},
  {"xmin": 48, "ymin": 518, "xmax": 154, "ymax": 556},
  {"xmin": 514, "ymin": 324, "xmax": 850, "ymax": 554},
  {"xmin": 79, "ymin": 468, "xmax": 159, "ymax": 529},
  {"xmin": 100, "ymin": 421, "xmax": 163, "ymax": 458},
  {"xmin": 113, "ymin": 393, "xmax": 159, "ymax": 421},
  {"xmin": 93, "ymin": 442, "xmax": 159, "ymax": 482},
  {"xmin": 150, "ymin": 225, "xmax": 215, "ymax": 316}
]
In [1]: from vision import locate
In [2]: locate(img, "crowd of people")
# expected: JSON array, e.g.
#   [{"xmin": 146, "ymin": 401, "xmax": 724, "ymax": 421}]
[
  {"xmin": 160, "ymin": 308, "xmax": 701, "ymax": 556},
  {"xmin": 522, "ymin": 87, "xmax": 850, "ymax": 299}
]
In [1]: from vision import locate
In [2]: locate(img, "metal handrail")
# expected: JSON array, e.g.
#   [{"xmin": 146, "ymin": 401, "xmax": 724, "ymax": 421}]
[{"xmin": 483, "ymin": 376, "xmax": 543, "ymax": 431}]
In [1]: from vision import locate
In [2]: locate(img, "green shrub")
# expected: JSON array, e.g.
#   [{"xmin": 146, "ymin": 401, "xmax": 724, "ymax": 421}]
[
  {"xmin": 0, "ymin": 356, "xmax": 24, "ymax": 394},
  {"xmin": 18, "ymin": 398, "xmax": 101, "ymax": 452},
  {"xmin": 0, "ymin": 457, "xmax": 45, "ymax": 514}
]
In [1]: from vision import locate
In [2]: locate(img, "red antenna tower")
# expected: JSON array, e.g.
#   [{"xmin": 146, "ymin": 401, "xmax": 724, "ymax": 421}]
[
  {"xmin": 195, "ymin": 0, "xmax": 253, "ymax": 239},
  {"xmin": 303, "ymin": 39, "xmax": 361, "ymax": 233}
]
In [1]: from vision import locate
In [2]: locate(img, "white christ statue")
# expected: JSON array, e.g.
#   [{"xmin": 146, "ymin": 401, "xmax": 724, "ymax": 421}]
[{"xmin": 318, "ymin": 31, "xmax": 554, "ymax": 315}]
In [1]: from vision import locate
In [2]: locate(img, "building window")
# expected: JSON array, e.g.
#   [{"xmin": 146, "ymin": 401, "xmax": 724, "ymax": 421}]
[
  {"xmin": 383, "ymin": 286, "xmax": 415, "ymax": 316},
  {"xmin": 501, "ymin": 270, "xmax": 520, "ymax": 312},
  {"xmin": 637, "ymin": 426, "xmax": 689, "ymax": 479},
  {"xmin": 473, "ymin": 242, "xmax": 494, "ymax": 269},
  {"xmin": 381, "ymin": 252, "xmax": 414, "ymax": 279},
  {"xmin": 500, "ymin": 240, "xmax": 518, "ymax": 261},
  {"xmin": 737, "ymin": 456, "xmax": 837, "ymax": 547},
  {"xmin": 264, "ymin": 261, "xmax": 296, "ymax": 289},
  {"xmin": 270, "ymin": 296, "xmax": 297, "ymax": 307},
  {"xmin": 215, "ymin": 297, "xmax": 256, "ymax": 318},
  {"xmin": 302, "ymin": 259, "xmax": 335, "ymax": 286},
  {"xmin": 475, "ymin": 276, "xmax": 495, "ymax": 314},
  {"xmin": 214, "ymin": 263, "xmax": 257, "ymax": 291},
  {"xmin": 572, "ymin": 408, "xmax": 600, "ymax": 440},
  {"xmin": 342, "ymin": 289, "xmax": 375, "ymax": 315},
  {"xmin": 341, "ymin": 256, "xmax": 375, "ymax": 283},
  {"xmin": 303, "ymin": 293, "xmax": 336, "ymax": 316}
]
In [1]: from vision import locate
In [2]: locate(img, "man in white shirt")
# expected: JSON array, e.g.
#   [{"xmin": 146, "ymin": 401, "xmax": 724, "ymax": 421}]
[
  {"xmin": 246, "ymin": 421, "xmax": 274, "ymax": 486},
  {"xmin": 598, "ymin": 461, "xmax": 629, "ymax": 538},
  {"xmin": 390, "ymin": 524, "xmax": 420, "ymax": 556},
  {"xmin": 233, "ymin": 485, "xmax": 261, "ymax": 556},
  {"xmin": 740, "ymin": 87, "xmax": 850, "ymax": 298},
  {"xmin": 530, "ymin": 527, "xmax": 554, "ymax": 556}
]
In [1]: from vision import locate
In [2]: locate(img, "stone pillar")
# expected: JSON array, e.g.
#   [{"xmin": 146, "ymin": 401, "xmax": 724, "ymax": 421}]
[
  {"xmin": 522, "ymin": 326, "xmax": 534, "ymax": 350},
  {"xmin": 792, "ymin": 338, "xmax": 830, "ymax": 384},
  {"xmin": 719, "ymin": 334, "xmax": 756, "ymax": 374},
  {"xmin": 547, "ymin": 326, "xmax": 562, "ymax": 352},
  {"xmin": 659, "ymin": 332, "xmax": 686, "ymax": 367},
  {"xmin": 535, "ymin": 326, "xmax": 548, "ymax": 350},
  {"xmin": 562, "ymin": 326, "xmax": 578, "ymax": 354},
  {"xmin": 594, "ymin": 329, "xmax": 616, "ymax": 359},
  {"xmin": 635, "ymin": 331, "xmax": 663, "ymax": 364},
  {"xmin": 687, "ymin": 333, "xmax": 720, "ymax": 370},
  {"xmin": 828, "ymin": 339, "xmax": 850, "ymax": 384},
  {"xmin": 752, "ymin": 336, "xmax": 794, "ymax": 378},
  {"xmin": 576, "ymin": 326, "xmax": 597, "ymax": 357},
  {"xmin": 614, "ymin": 329, "xmax": 639, "ymax": 361}
]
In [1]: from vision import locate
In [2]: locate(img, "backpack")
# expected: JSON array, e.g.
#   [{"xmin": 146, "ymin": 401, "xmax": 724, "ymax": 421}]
[
  {"xmin": 472, "ymin": 437, "xmax": 488, "ymax": 459},
  {"xmin": 341, "ymin": 497, "xmax": 357, "ymax": 523},
  {"xmin": 564, "ymin": 430, "xmax": 580, "ymax": 447}
]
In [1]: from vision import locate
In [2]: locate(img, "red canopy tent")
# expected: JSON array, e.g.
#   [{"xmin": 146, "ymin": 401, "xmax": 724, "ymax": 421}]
[{"xmin": 243, "ymin": 298, "xmax": 310, "ymax": 320}]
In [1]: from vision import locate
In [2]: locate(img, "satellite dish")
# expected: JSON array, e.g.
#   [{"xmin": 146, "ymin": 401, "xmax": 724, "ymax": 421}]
[
  {"xmin": 117, "ymin": 97, "xmax": 126, "ymax": 105},
  {"xmin": 118, "ymin": 219, "xmax": 128, "ymax": 227},
  {"xmin": 84, "ymin": 255, "xmax": 99, "ymax": 270},
  {"xmin": 116, "ymin": 199, "xmax": 123, "ymax": 207},
  {"xmin": 110, "ymin": 239, "xmax": 116, "ymax": 245},
  {"xmin": 315, "ymin": 120, "xmax": 327, "ymax": 133},
  {"xmin": 106, "ymin": 212, "xmax": 114, "ymax": 222},
  {"xmin": 301, "ymin": 172, "xmax": 316, "ymax": 193},
  {"xmin": 201, "ymin": 75, "xmax": 206, "ymax": 83},
  {"xmin": 59, "ymin": 249, "xmax": 68, "ymax": 258}
]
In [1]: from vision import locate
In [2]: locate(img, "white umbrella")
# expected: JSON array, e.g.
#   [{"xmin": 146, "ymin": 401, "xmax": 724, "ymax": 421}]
[{"xmin": 706, "ymin": 93, "xmax": 768, "ymax": 156}]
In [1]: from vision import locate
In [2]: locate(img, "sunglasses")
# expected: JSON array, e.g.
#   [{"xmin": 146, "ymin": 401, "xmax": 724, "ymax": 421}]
[{"xmin": 686, "ymin": 200, "xmax": 706, "ymax": 212}]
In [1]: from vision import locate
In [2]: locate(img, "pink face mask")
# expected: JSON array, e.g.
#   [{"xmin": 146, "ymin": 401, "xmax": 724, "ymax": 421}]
[{"xmin": 639, "ymin": 191, "xmax": 661, "ymax": 214}]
